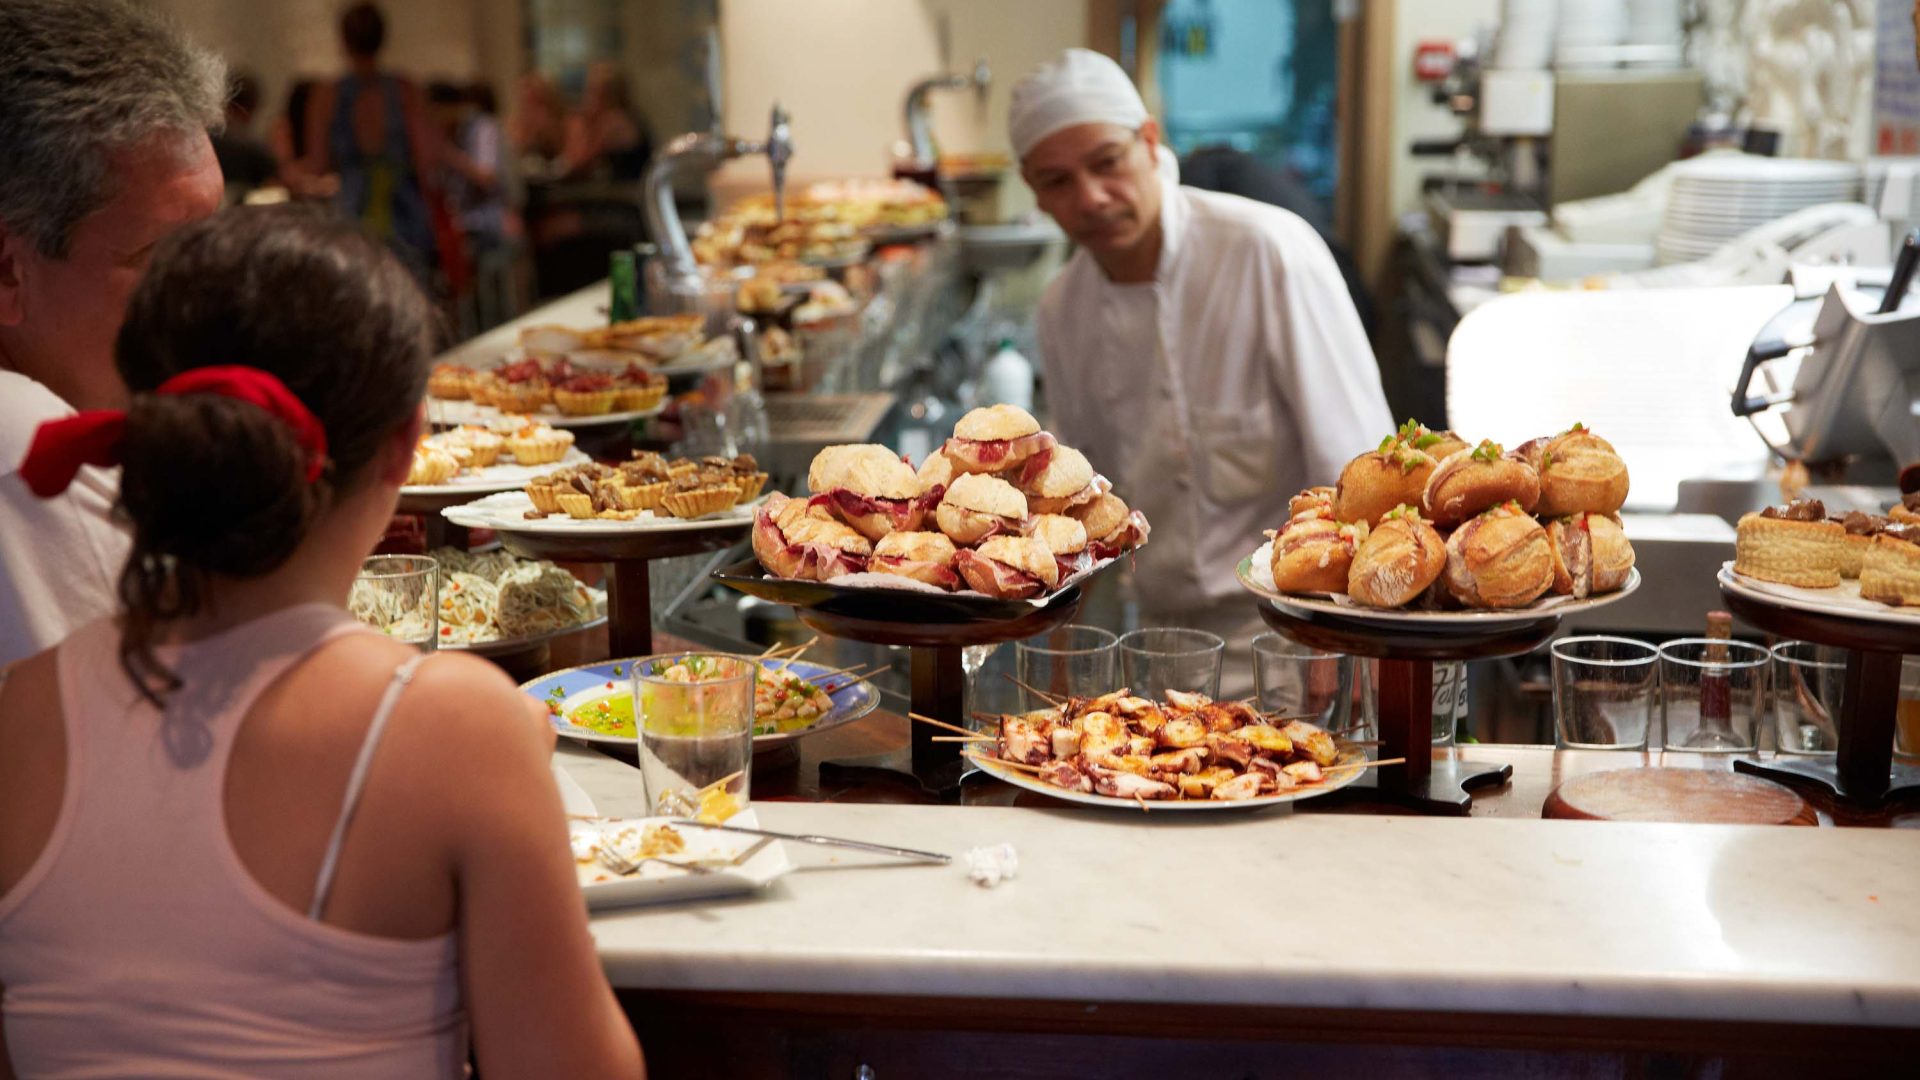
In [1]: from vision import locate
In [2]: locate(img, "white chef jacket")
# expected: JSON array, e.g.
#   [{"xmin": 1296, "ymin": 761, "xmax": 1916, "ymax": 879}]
[
  {"xmin": 1035, "ymin": 181, "xmax": 1392, "ymax": 624},
  {"xmin": 0, "ymin": 371, "xmax": 129, "ymax": 666}
]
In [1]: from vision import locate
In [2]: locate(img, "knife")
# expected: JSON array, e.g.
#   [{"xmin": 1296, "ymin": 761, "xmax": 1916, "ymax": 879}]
[{"xmin": 668, "ymin": 820, "xmax": 951, "ymax": 865}]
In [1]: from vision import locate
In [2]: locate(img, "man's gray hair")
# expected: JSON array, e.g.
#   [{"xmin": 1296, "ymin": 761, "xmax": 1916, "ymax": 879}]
[{"xmin": 0, "ymin": 0, "xmax": 227, "ymax": 259}]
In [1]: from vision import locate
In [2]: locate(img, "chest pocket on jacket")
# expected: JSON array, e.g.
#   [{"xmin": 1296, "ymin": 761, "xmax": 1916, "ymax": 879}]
[{"xmin": 1196, "ymin": 400, "xmax": 1278, "ymax": 503}]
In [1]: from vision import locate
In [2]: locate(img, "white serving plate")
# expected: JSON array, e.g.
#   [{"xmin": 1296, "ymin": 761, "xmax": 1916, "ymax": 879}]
[
  {"xmin": 570, "ymin": 810, "xmax": 791, "ymax": 910},
  {"xmin": 1237, "ymin": 542, "xmax": 1640, "ymax": 629},
  {"xmin": 443, "ymin": 491, "xmax": 760, "ymax": 536},
  {"xmin": 400, "ymin": 449, "xmax": 591, "ymax": 497},
  {"xmin": 1718, "ymin": 562, "xmax": 1920, "ymax": 627},
  {"xmin": 968, "ymin": 749, "xmax": 1369, "ymax": 812},
  {"xmin": 424, "ymin": 398, "xmax": 665, "ymax": 430}
]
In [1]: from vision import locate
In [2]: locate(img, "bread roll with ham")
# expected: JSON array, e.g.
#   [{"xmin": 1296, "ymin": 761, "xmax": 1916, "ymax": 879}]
[
  {"xmin": 1070, "ymin": 492, "xmax": 1151, "ymax": 559},
  {"xmin": 805, "ymin": 444, "xmax": 939, "ymax": 541},
  {"xmin": 1269, "ymin": 516, "xmax": 1368, "ymax": 594},
  {"xmin": 1422, "ymin": 440, "xmax": 1540, "ymax": 527},
  {"xmin": 1443, "ymin": 502, "xmax": 1554, "ymax": 608},
  {"xmin": 1346, "ymin": 505, "xmax": 1444, "ymax": 607},
  {"xmin": 1031, "ymin": 513, "xmax": 1092, "ymax": 579},
  {"xmin": 869, "ymin": 530, "xmax": 961, "ymax": 590},
  {"xmin": 1017, "ymin": 445, "xmax": 1107, "ymax": 515},
  {"xmin": 1333, "ymin": 439, "xmax": 1437, "ymax": 526},
  {"xmin": 1513, "ymin": 424, "xmax": 1629, "ymax": 517},
  {"xmin": 954, "ymin": 535, "xmax": 1061, "ymax": 599},
  {"xmin": 943, "ymin": 404, "xmax": 1056, "ymax": 475},
  {"xmin": 1546, "ymin": 512, "xmax": 1635, "ymax": 598},
  {"xmin": 752, "ymin": 492, "xmax": 872, "ymax": 581},
  {"xmin": 935, "ymin": 473, "xmax": 1029, "ymax": 545}
]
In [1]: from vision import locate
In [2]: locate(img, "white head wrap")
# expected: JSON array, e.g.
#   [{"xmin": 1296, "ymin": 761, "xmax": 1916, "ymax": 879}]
[{"xmin": 1009, "ymin": 48, "xmax": 1179, "ymax": 184}]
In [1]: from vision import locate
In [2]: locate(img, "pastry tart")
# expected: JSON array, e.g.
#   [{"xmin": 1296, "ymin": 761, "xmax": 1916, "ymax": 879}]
[
  {"xmin": 1861, "ymin": 529, "xmax": 1920, "ymax": 606},
  {"xmin": 1734, "ymin": 502, "xmax": 1843, "ymax": 588}
]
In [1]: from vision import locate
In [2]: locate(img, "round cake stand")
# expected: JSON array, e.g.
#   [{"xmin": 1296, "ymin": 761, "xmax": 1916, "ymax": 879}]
[
  {"xmin": 398, "ymin": 489, "xmax": 497, "ymax": 551},
  {"xmin": 1257, "ymin": 601, "xmax": 1562, "ymax": 815},
  {"xmin": 1720, "ymin": 588, "xmax": 1920, "ymax": 806},
  {"xmin": 791, "ymin": 595, "xmax": 1083, "ymax": 800},
  {"xmin": 493, "ymin": 525, "xmax": 749, "ymax": 657}
]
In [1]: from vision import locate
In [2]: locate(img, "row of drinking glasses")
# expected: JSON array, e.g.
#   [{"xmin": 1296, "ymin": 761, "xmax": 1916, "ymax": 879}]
[{"xmin": 1550, "ymin": 636, "xmax": 1893, "ymax": 755}]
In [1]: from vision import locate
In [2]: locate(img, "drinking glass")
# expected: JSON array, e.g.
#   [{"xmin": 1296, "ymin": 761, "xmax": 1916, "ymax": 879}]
[
  {"xmin": 1770, "ymin": 641, "xmax": 1845, "ymax": 755},
  {"xmin": 1896, "ymin": 657, "xmax": 1920, "ymax": 760},
  {"xmin": 1551, "ymin": 636, "xmax": 1660, "ymax": 750},
  {"xmin": 1118, "ymin": 628, "xmax": 1225, "ymax": 700},
  {"xmin": 1251, "ymin": 633, "xmax": 1353, "ymax": 733},
  {"xmin": 1015, "ymin": 625, "xmax": 1119, "ymax": 710},
  {"xmin": 348, "ymin": 555, "xmax": 439, "ymax": 651},
  {"xmin": 1658, "ymin": 638, "xmax": 1769, "ymax": 752},
  {"xmin": 631, "ymin": 653, "xmax": 755, "ymax": 820}
]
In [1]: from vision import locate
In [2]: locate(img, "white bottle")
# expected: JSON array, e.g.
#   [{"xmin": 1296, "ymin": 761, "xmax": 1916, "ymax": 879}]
[{"xmin": 980, "ymin": 337, "xmax": 1035, "ymax": 412}]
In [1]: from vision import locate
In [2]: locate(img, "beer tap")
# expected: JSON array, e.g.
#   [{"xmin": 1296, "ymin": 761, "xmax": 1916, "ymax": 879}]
[
  {"xmin": 902, "ymin": 57, "xmax": 989, "ymax": 165},
  {"xmin": 642, "ymin": 102, "xmax": 795, "ymax": 302}
]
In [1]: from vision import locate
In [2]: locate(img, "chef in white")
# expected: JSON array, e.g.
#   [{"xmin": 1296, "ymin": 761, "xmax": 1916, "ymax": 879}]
[{"xmin": 1012, "ymin": 49, "xmax": 1392, "ymax": 694}]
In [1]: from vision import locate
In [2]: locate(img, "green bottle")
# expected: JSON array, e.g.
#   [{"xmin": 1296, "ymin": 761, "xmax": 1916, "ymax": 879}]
[{"xmin": 609, "ymin": 249, "xmax": 639, "ymax": 324}]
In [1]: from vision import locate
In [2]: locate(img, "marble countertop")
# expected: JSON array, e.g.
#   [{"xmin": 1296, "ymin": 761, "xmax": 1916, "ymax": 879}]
[{"xmin": 555, "ymin": 744, "xmax": 1920, "ymax": 1027}]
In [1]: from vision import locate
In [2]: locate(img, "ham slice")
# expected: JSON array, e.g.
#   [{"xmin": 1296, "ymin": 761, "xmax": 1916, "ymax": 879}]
[
  {"xmin": 944, "ymin": 431, "xmax": 1056, "ymax": 473},
  {"xmin": 1089, "ymin": 510, "xmax": 1152, "ymax": 561},
  {"xmin": 869, "ymin": 554, "xmax": 962, "ymax": 591},
  {"xmin": 952, "ymin": 549, "xmax": 1045, "ymax": 599},
  {"xmin": 752, "ymin": 502, "xmax": 869, "ymax": 581}
]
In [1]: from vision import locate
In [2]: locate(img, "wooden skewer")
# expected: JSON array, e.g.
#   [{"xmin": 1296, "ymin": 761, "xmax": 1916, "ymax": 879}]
[
  {"xmin": 963, "ymin": 751, "xmax": 1042, "ymax": 775},
  {"xmin": 1000, "ymin": 672, "xmax": 1066, "ymax": 706},
  {"xmin": 1325, "ymin": 757, "xmax": 1406, "ymax": 772},
  {"xmin": 802, "ymin": 662, "xmax": 874, "ymax": 683},
  {"xmin": 696, "ymin": 768, "xmax": 745, "ymax": 793},
  {"xmin": 772, "ymin": 637, "xmax": 822, "ymax": 672},
  {"xmin": 1134, "ymin": 794, "xmax": 1151, "ymax": 813},
  {"xmin": 930, "ymin": 733, "xmax": 994, "ymax": 742},
  {"xmin": 908, "ymin": 711, "xmax": 983, "ymax": 739}
]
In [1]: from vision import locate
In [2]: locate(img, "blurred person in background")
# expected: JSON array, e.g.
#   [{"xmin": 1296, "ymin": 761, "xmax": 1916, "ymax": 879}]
[
  {"xmin": 210, "ymin": 70, "xmax": 280, "ymax": 204},
  {"xmin": 557, "ymin": 62, "xmax": 648, "ymax": 182},
  {"xmin": 507, "ymin": 70, "xmax": 567, "ymax": 173},
  {"xmin": 429, "ymin": 80, "xmax": 516, "ymax": 334},
  {"xmin": 271, "ymin": 78, "xmax": 340, "ymax": 201},
  {"xmin": 303, "ymin": 1, "xmax": 437, "ymax": 283},
  {"xmin": 0, "ymin": 0, "xmax": 226, "ymax": 666}
]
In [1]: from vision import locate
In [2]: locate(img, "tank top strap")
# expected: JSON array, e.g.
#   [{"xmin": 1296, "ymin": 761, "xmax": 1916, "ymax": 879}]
[{"xmin": 308, "ymin": 651, "xmax": 429, "ymax": 920}]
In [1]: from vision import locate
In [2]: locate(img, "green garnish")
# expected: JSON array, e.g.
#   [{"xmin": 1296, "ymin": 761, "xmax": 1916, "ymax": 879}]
[
  {"xmin": 1397, "ymin": 418, "xmax": 1427, "ymax": 441},
  {"xmin": 1541, "ymin": 450, "xmax": 1553, "ymax": 471},
  {"xmin": 1567, "ymin": 421, "xmax": 1586, "ymax": 433},
  {"xmin": 1471, "ymin": 440, "xmax": 1502, "ymax": 463},
  {"xmin": 1413, "ymin": 432, "xmax": 1443, "ymax": 449},
  {"xmin": 1382, "ymin": 504, "xmax": 1424, "ymax": 522},
  {"xmin": 1378, "ymin": 434, "xmax": 1396, "ymax": 454}
]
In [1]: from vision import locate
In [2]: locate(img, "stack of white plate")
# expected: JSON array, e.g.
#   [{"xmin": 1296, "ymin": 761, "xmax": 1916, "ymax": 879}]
[
  {"xmin": 1556, "ymin": 0, "xmax": 1626, "ymax": 68},
  {"xmin": 1655, "ymin": 155, "xmax": 1862, "ymax": 265},
  {"xmin": 1863, "ymin": 156, "xmax": 1920, "ymax": 220},
  {"xmin": 1493, "ymin": 0, "xmax": 1559, "ymax": 71}
]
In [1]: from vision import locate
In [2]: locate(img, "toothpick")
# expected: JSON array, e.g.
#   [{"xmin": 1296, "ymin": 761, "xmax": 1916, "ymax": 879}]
[
  {"xmin": 1134, "ymin": 794, "xmax": 1151, "ymax": 813},
  {"xmin": 1001, "ymin": 672, "xmax": 1065, "ymax": 706},
  {"xmin": 696, "ymin": 768, "xmax": 744, "ymax": 793},
  {"xmin": 805, "ymin": 662, "xmax": 874, "ymax": 684},
  {"xmin": 963, "ymin": 750, "xmax": 1042, "ymax": 774},
  {"xmin": 931, "ymin": 734, "xmax": 995, "ymax": 743},
  {"xmin": 909, "ymin": 711, "xmax": 983, "ymax": 738},
  {"xmin": 1325, "ymin": 757, "xmax": 1406, "ymax": 772}
]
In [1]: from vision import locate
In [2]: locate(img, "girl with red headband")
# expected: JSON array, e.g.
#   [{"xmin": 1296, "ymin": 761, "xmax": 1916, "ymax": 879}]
[{"xmin": 0, "ymin": 206, "xmax": 643, "ymax": 1078}]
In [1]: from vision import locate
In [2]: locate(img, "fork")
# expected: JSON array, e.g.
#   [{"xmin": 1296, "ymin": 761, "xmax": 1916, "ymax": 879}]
[{"xmin": 600, "ymin": 852, "xmax": 718, "ymax": 878}]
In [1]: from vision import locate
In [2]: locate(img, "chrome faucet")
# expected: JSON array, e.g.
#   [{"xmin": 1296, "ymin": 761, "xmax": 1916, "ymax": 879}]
[
  {"xmin": 642, "ymin": 102, "xmax": 795, "ymax": 298},
  {"xmin": 903, "ymin": 57, "xmax": 989, "ymax": 165}
]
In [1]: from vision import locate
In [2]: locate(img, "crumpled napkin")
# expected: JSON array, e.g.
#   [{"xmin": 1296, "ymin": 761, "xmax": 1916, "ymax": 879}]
[{"xmin": 963, "ymin": 842, "xmax": 1018, "ymax": 888}]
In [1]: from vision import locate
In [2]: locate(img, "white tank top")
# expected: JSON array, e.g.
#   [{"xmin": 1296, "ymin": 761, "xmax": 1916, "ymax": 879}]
[{"xmin": 0, "ymin": 604, "xmax": 464, "ymax": 1078}]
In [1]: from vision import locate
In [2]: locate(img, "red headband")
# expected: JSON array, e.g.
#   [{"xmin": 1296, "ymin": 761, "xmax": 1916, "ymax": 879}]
[{"xmin": 19, "ymin": 366, "xmax": 329, "ymax": 498}]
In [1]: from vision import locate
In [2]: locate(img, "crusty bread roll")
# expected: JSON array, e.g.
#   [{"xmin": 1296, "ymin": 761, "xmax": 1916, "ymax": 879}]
[
  {"xmin": 1546, "ymin": 512, "xmax": 1635, "ymax": 598},
  {"xmin": 1734, "ymin": 505, "xmax": 1844, "ymax": 588},
  {"xmin": 1270, "ymin": 516, "xmax": 1369, "ymax": 594},
  {"xmin": 1334, "ymin": 444, "xmax": 1437, "ymax": 526},
  {"xmin": 1288, "ymin": 486, "xmax": 1336, "ymax": 520},
  {"xmin": 954, "ymin": 535, "xmax": 1061, "ymax": 598},
  {"xmin": 807, "ymin": 444, "xmax": 917, "ymax": 498},
  {"xmin": 752, "ymin": 492, "xmax": 872, "ymax": 581},
  {"xmin": 1423, "ymin": 441, "xmax": 1540, "ymax": 526},
  {"xmin": 1018, "ymin": 446, "xmax": 1104, "ymax": 514},
  {"xmin": 1861, "ymin": 529, "xmax": 1920, "ymax": 606},
  {"xmin": 1030, "ymin": 513, "xmax": 1089, "ymax": 556},
  {"xmin": 916, "ymin": 448, "xmax": 956, "ymax": 495},
  {"xmin": 935, "ymin": 473, "xmax": 1028, "ymax": 544},
  {"xmin": 1516, "ymin": 426, "xmax": 1629, "ymax": 517},
  {"xmin": 1443, "ymin": 503, "xmax": 1554, "ymax": 608},
  {"xmin": 1346, "ymin": 507, "xmax": 1445, "ymax": 607},
  {"xmin": 870, "ymin": 530, "xmax": 961, "ymax": 590},
  {"xmin": 944, "ymin": 405, "xmax": 1056, "ymax": 475},
  {"xmin": 1069, "ymin": 491, "xmax": 1150, "ymax": 559}
]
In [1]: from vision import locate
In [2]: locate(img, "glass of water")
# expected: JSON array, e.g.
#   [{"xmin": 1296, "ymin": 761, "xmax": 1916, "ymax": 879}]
[
  {"xmin": 1770, "ymin": 641, "xmax": 1845, "ymax": 755},
  {"xmin": 1251, "ymin": 633, "xmax": 1352, "ymax": 733},
  {"xmin": 1118, "ymin": 628, "xmax": 1225, "ymax": 700},
  {"xmin": 1015, "ymin": 625, "xmax": 1119, "ymax": 709},
  {"xmin": 1659, "ymin": 638, "xmax": 1769, "ymax": 753},
  {"xmin": 348, "ymin": 555, "xmax": 439, "ymax": 651},
  {"xmin": 632, "ymin": 653, "xmax": 755, "ymax": 820},
  {"xmin": 1550, "ymin": 636, "xmax": 1659, "ymax": 750}
]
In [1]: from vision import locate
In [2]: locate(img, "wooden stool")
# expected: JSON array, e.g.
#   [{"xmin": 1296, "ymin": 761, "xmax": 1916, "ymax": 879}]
[{"xmin": 1544, "ymin": 768, "xmax": 1816, "ymax": 826}]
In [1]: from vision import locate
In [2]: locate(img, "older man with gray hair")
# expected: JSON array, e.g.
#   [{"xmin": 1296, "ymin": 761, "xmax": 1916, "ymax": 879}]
[{"xmin": 0, "ymin": 0, "xmax": 227, "ymax": 665}]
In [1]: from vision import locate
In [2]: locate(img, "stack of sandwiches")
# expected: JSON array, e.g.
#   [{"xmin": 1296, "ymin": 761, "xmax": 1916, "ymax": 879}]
[{"xmin": 753, "ymin": 405, "xmax": 1148, "ymax": 600}]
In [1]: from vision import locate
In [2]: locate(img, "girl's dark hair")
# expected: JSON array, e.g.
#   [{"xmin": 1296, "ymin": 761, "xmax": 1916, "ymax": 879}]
[{"xmin": 113, "ymin": 204, "xmax": 432, "ymax": 706}]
